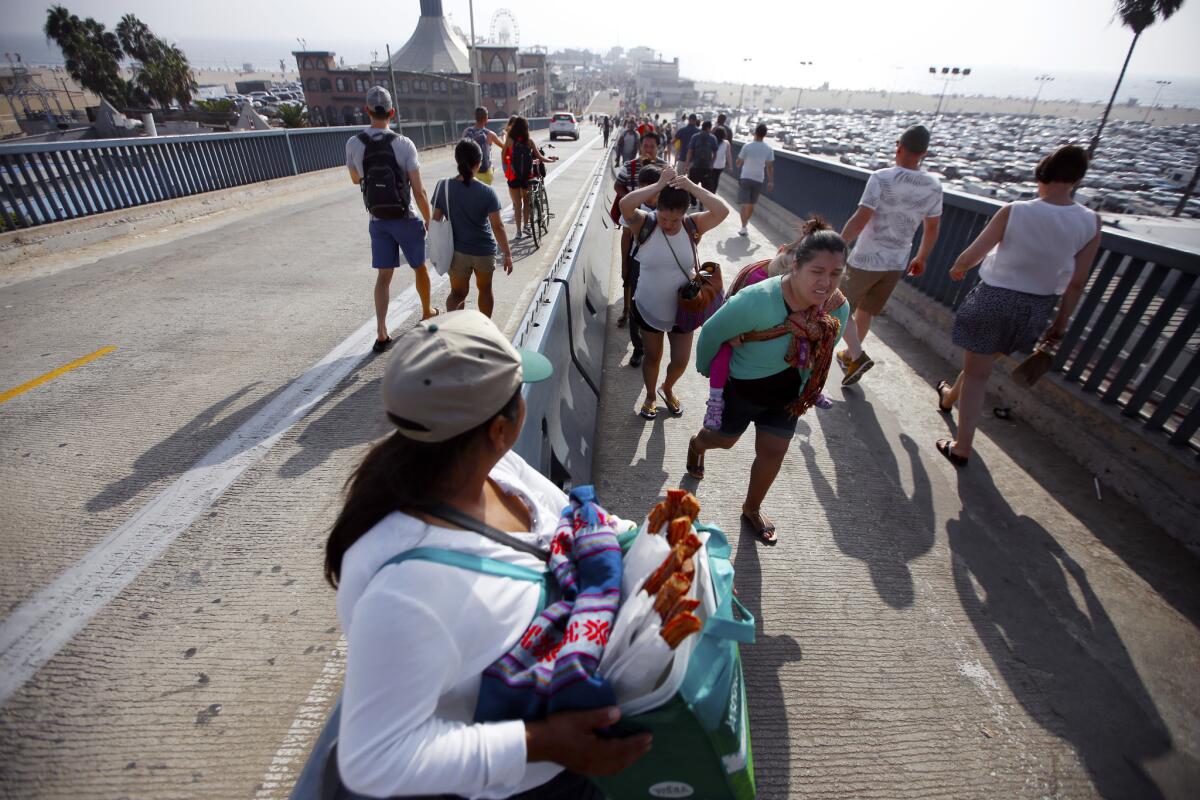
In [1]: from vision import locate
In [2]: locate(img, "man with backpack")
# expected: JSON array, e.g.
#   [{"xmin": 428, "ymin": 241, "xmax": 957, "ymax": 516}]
[
  {"xmin": 683, "ymin": 120, "xmax": 719, "ymax": 210},
  {"xmin": 672, "ymin": 113, "xmax": 699, "ymax": 169},
  {"xmin": 615, "ymin": 120, "xmax": 639, "ymax": 168},
  {"xmin": 462, "ymin": 106, "xmax": 505, "ymax": 186},
  {"xmin": 345, "ymin": 86, "xmax": 438, "ymax": 352}
]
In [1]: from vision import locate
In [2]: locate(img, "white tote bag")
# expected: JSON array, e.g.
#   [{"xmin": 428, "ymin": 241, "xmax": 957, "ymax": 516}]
[{"xmin": 427, "ymin": 178, "xmax": 454, "ymax": 276}]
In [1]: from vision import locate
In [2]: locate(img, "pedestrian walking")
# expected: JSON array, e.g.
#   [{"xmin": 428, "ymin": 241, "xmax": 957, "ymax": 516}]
[
  {"xmin": 618, "ymin": 166, "xmax": 730, "ymax": 421},
  {"xmin": 688, "ymin": 218, "xmax": 851, "ymax": 545},
  {"xmin": 618, "ymin": 165, "xmax": 663, "ymax": 367},
  {"xmin": 616, "ymin": 120, "xmax": 640, "ymax": 167},
  {"xmin": 462, "ymin": 106, "xmax": 505, "ymax": 186},
  {"xmin": 503, "ymin": 115, "xmax": 558, "ymax": 240},
  {"xmin": 602, "ymin": 115, "xmax": 612, "ymax": 149},
  {"xmin": 735, "ymin": 123, "xmax": 775, "ymax": 236},
  {"xmin": 837, "ymin": 124, "xmax": 942, "ymax": 385},
  {"xmin": 432, "ymin": 139, "xmax": 513, "ymax": 319},
  {"xmin": 345, "ymin": 86, "xmax": 438, "ymax": 353},
  {"xmin": 935, "ymin": 145, "xmax": 1101, "ymax": 466},
  {"xmin": 615, "ymin": 133, "xmax": 669, "ymax": 331},
  {"xmin": 713, "ymin": 113, "xmax": 731, "ymax": 144},
  {"xmin": 683, "ymin": 121, "xmax": 719, "ymax": 210},
  {"xmin": 702, "ymin": 126, "xmax": 732, "ymax": 197},
  {"xmin": 327, "ymin": 310, "xmax": 650, "ymax": 798},
  {"xmin": 673, "ymin": 114, "xmax": 699, "ymax": 170}
]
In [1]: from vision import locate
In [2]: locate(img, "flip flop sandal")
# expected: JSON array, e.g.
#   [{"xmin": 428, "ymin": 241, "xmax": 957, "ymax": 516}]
[
  {"xmin": 936, "ymin": 380, "xmax": 954, "ymax": 414},
  {"xmin": 742, "ymin": 511, "xmax": 777, "ymax": 546},
  {"xmin": 638, "ymin": 402, "xmax": 658, "ymax": 420},
  {"xmin": 686, "ymin": 436, "xmax": 705, "ymax": 480},
  {"xmin": 371, "ymin": 336, "xmax": 393, "ymax": 354},
  {"xmin": 936, "ymin": 438, "xmax": 969, "ymax": 467},
  {"xmin": 658, "ymin": 388, "xmax": 684, "ymax": 417}
]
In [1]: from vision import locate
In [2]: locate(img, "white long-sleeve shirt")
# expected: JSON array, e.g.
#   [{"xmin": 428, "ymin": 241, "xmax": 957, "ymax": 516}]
[{"xmin": 335, "ymin": 451, "xmax": 569, "ymax": 798}]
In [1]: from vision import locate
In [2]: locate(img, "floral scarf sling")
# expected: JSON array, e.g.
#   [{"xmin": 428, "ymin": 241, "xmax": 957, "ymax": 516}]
[{"xmin": 741, "ymin": 285, "xmax": 845, "ymax": 417}]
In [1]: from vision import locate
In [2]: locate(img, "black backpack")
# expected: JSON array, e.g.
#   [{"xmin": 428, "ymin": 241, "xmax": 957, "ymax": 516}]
[
  {"xmin": 358, "ymin": 131, "xmax": 411, "ymax": 219},
  {"xmin": 689, "ymin": 132, "xmax": 717, "ymax": 169},
  {"xmin": 510, "ymin": 140, "xmax": 535, "ymax": 182}
]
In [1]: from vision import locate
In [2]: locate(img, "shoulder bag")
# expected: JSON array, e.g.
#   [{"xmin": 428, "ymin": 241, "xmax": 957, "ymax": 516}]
[
  {"xmin": 663, "ymin": 217, "xmax": 724, "ymax": 333},
  {"xmin": 427, "ymin": 179, "xmax": 454, "ymax": 276}
]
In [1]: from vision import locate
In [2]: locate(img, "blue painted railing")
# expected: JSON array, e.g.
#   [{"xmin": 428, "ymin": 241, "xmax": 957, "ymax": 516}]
[
  {"xmin": 730, "ymin": 141, "xmax": 1200, "ymax": 454},
  {"xmin": 0, "ymin": 117, "xmax": 549, "ymax": 230}
]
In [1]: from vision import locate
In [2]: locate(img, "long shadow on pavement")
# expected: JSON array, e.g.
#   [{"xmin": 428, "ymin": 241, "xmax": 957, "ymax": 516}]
[
  {"xmin": 732, "ymin": 531, "xmax": 802, "ymax": 800},
  {"xmin": 949, "ymin": 456, "xmax": 1181, "ymax": 798},
  {"xmin": 278, "ymin": 376, "xmax": 391, "ymax": 478},
  {"xmin": 800, "ymin": 391, "xmax": 937, "ymax": 609}
]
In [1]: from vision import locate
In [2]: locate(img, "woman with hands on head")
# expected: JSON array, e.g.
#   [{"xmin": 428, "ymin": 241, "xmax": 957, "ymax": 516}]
[
  {"xmin": 935, "ymin": 144, "xmax": 1101, "ymax": 466},
  {"xmin": 618, "ymin": 164, "xmax": 730, "ymax": 421}
]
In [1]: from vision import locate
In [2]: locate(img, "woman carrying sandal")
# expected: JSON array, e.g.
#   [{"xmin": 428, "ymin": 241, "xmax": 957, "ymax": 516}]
[
  {"xmin": 618, "ymin": 165, "xmax": 729, "ymax": 421},
  {"xmin": 687, "ymin": 218, "xmax": 850, "ymax": 545}
]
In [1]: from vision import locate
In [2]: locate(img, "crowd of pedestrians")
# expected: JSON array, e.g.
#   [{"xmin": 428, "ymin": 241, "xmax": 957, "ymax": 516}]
[{"xmin": 328, "ymin": 86, "xmax": 1104, "ymax": 796}]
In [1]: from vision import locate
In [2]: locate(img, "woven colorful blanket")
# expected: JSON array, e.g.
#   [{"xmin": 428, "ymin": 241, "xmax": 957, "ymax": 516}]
[{"xmin": 474, "ymin": 485, "xmax": 623, "ymax": 721}]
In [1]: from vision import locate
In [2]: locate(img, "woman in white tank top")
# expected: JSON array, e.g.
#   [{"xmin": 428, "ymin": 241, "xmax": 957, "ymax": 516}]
[{"xmin": 933, "ymin": 145, "xmax": 1102, "ymax": 466}]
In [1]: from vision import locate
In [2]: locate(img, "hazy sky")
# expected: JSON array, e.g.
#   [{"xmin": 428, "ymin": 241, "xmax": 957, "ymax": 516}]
[{"xmin": 4, "ymin": 0, "xmax": 1198, "ymax": 94}]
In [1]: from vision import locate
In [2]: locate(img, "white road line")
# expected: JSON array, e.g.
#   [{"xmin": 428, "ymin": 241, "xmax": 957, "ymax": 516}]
[{"xmin": 0, "ymin": 133, "xmax": 603, "ymax": 709}]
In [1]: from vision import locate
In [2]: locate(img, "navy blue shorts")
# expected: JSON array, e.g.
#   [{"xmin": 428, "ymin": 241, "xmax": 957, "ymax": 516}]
[
  {"xmin": 717, "ymin": 384, "xmax": 799, "ymax": 440},
  {"xmin": 368, "ymin": 217, "xmax": 426, "ymax": 269}
]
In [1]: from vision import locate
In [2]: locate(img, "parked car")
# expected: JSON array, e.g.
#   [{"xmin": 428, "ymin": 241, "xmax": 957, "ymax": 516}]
[{"xmin": 549, "ymin": 112, "xmax": 579, "ymax": 140}]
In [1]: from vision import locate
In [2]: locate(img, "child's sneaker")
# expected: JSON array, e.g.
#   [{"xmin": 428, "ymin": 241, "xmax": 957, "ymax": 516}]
[{"xmin": 703, "ymin": 395, "xmax": 725, "ymax": 430}]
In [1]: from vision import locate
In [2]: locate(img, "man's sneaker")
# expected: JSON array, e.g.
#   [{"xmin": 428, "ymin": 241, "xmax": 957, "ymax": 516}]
[
  {"xmin": 836, "ymin": 348, "xmax": 852, "ymax": 370},
  {"xmin": 737, "ymin": 227, "xmax": 748, "ymax": 236},
  {"xmin": 841, "ymin": 351, "xmax": 875, "ymax": 386}
]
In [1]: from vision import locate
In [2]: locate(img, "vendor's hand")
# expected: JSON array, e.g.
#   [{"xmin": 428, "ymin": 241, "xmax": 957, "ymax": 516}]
[
  {"xmin": 503, "ymin": 253, "xmax": 514, "ymax": 275},
  {"xmin": 948, "ymin": 263, "xmax": 969, "ymax": 282},
  {"xmin": 526, "ymin": 707, "xmax": 652, "ymax": 776},
  {"xmin": 907, "ymin": 257, "xmax": 926, "ymax": 277}
]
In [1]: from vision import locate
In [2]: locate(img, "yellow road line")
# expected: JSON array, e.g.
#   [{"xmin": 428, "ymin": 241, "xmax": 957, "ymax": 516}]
[{"xmin": 0, "ymin": 346, "xmax": 117, "ymax": 405}]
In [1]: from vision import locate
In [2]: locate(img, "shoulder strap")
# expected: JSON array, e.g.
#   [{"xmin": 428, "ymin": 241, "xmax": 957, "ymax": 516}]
[
  {"xmin": 356, "ymin": 131, "xmax": 372, "ymax": 146},
  {"xmin": 636, "ymin": 210, "xmax": 658, "ymax": 247},
  {"xmin": 374, "ymin": 546, "xmax": 545, "ymax": 582},
  {"xmin": 413, "ymin": 502, "xmax": 550, "ymax": 562}
]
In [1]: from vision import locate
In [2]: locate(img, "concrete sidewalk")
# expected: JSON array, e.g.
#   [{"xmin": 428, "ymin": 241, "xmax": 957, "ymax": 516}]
[{"xmin": 592, "ymin": 191, "xmax": 1200, "ymax": 798}]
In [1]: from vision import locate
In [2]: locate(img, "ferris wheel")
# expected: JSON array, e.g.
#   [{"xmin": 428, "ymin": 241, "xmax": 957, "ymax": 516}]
[{"xmin": 489, "ymin": 9, "xmax": 520, "ymax": 47}]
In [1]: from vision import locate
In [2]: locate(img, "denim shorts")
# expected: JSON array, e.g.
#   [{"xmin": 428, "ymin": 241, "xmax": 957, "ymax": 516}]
[
  {"xmin": 717, "ymin": 384, "xmax": 799, "ymax": 440},
  {"xmin": 368, "ymin": 217, "xmax": 426, "ymax": 269}
]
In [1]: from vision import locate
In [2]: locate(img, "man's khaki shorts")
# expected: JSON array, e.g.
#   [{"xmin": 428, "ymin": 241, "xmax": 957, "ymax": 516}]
[
  {"xmin": 449, "ymin": 251, "xmax": 496, "ymax": 280},
  {"xmin": 845, "ymin": 266, "xmax": 904, "ymax": 316}
]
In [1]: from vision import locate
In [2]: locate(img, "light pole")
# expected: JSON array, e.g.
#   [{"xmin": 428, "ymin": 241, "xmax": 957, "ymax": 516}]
[
  {"xmin": 1144, "ymin": 79, "xmax": 1171, "ymax": 124},
  {"xmin": 928, "ymin": 65, "xmax": 971, "ymax": 131},
  {"xmin": 791, "ymin": 61, "xmax": 813, "ymax": 119},
  {"xmin": 469, "ymin": 0, "xmax": 481, "ymax": 108},
  {"xmin": 736, "ymin": 58, "xmax": 752, "ymax": 125},
  {"xmin": 1017, "ymin": 73, "xmax": 1053, "ymax": 144}
]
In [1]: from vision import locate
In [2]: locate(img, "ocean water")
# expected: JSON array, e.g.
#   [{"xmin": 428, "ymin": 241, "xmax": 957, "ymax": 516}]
[{"xmin": 4, "ymin": 32, "xmax": 1199, "ymax": 109}]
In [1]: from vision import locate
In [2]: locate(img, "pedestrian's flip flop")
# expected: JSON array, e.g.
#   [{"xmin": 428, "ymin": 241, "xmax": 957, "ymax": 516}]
[
  {"xmin": 638, "ymin": 402, "xmax": 658, "ymax": 420},
  {"xmin": 658, "ymin": 388, "xmax": 684, "ymax": 417},
  {"xmin": 935, "ymin": 438, "xmax": 969, "ymax": 467},
  {"xmin": 371, "ymin": 336, "xmax": 393, "ymax": 354},
  {"xmin": 742, "ymin": 511, "xmax": 777, "ymax": 546},
  {"xmin": 936, "ymin": 380, "xmax": 954, "ymax": 414}
]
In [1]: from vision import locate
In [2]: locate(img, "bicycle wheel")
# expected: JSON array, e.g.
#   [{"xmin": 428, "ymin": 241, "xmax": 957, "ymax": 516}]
[
  {"xmin": 538, "ymin": 183, "xmax": 551, "ymax": 228},
  {"xmin": 528, "ymin": 187, "xmax": 541, "ymax": 248}
]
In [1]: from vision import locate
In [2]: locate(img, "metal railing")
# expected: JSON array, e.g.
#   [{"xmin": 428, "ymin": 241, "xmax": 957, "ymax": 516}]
[
  {"xmin": 730, "ymin": 141, "xmax": 1200, "ymax": 454},
  {"xmin": 0, "ymin": 117, "xmax": 549, "ymax": 231}
]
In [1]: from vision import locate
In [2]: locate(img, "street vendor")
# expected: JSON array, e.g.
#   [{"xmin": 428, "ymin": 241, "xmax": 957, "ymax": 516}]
[{"xmin": 324, "ymin": 310, "xmax": 651, "ymax": 798}]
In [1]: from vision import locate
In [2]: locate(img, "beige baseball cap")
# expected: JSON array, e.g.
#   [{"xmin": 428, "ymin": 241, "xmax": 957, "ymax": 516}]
[{"xmin": 382, "ymin": 310, "xmax": 552, "ymax": 442}]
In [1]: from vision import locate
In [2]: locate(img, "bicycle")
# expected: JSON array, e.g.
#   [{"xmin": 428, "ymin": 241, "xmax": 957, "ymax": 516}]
[{"xmin": 524, "ymin": 177, "xmax": 548, "ymax": 248}]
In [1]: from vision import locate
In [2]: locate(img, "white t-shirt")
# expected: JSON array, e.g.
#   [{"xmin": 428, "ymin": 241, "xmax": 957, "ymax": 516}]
[
  {"xmin": 980, "ymin": 199, "xmax": 1098, "ymax": 295},
  {"xmin": 714, "ymin": 141, "xmax": 730, "ymax": 171},
  {"xmin": 345, "ymin": 127, "xmax": 421, "ymax": 220},
  {"xmin": 737, "ymin": 140, "xmax": 774, "ymax": 184},
  {"xmin": 851, "ymin": 166, "xmax": 943, "ymax": 271},
  {"xmin": 335, "ymin": 451, "xmax": 568, "ymax": 799}
]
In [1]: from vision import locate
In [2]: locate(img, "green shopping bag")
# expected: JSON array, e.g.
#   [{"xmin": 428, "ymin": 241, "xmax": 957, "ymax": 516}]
[{"xmin": 596, "ymin": 523, "xmax": 756, "ymax": 799}]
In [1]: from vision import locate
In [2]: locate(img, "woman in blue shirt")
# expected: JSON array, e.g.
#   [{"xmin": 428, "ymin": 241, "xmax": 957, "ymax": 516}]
[{"xmin": 688, "ymin": 218, "xmax": 851, "ymax": 545}]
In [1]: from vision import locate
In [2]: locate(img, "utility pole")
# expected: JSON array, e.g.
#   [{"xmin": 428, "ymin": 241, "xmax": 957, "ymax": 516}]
[
  {"xmin": 1018, "ymin": 74, "xmax": 1053, "ymax": 145},
  {"xmin": 386, "ymin": 44, "xmax": 398, "ymax": 129},
  {"xmin": 928, "ymin": 65, "xmax": 971, "ymax": 133},
  {"xmin": 791, "ymin": 61, "xmax": 812, "ymax": 119},
  {"xmin": 1144, "ymin": 80, "xmax": 1171, "ymax": 124},
  {"xmin": 469, "ymin": 0, "xmax": 481, "ymax": 108}
]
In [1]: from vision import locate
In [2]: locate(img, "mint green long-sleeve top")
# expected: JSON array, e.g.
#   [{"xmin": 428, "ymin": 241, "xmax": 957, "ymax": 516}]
[{"xmin": 696, "ymin": 275, "xmax": 850, "ymax": 387}]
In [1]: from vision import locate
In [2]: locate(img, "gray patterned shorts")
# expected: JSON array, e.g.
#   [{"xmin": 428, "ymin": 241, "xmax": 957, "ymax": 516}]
[{"xmin": 952, "ymin": 282, "xmax": 1058, "ymax": 355}]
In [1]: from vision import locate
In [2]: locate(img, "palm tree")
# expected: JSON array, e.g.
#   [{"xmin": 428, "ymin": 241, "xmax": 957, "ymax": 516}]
[
  {"xmin": 43, "ymin": 5, "xmax": 130, "ymax": 106},
  {"xmin": 1088, "ymin": 0, "xmax": 1186, "ymax": 158}
]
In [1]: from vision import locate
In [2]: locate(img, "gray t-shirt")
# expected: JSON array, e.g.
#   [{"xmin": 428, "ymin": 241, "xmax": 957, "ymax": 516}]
[
  {"xmin": 851, "ymin": 166, "xmax": 943, "ymax": 271},
  {"xmin": 462, "ymin": 125, "xmax": 494, "ymax": 172},
  {"xmin": 432, "ymin": 177, "xmax": 502, "ymax": 257},
  {"xmin": 737, "ymin": 140, "xmax": 775, "ymax": 184},
  {"xmin": 345, "ymin": 127, "xmax": 420, "ymax": 220}
]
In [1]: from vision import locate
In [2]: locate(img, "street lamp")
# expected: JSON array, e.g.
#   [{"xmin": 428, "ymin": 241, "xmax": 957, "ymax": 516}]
[
  {"xmin": 736, "ymin": 58, "xmax": 752, "ymax": 125},
  {"xmin": 791, "ymin": 61, "xmax": 813, "ymax": 119},
  {"xmin": 1144, "ymin": 79, "xmax": 1171, "ymax": 124},
  {"xmin": 928, "ymin": 65, "xmax": 971, "ymax": 130},
  {"xmin": 1017, "ymin": 74, "xmax": 1054, "ymax": 145}
]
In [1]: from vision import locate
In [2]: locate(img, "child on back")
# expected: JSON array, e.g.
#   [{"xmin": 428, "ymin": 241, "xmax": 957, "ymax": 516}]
[{"xmin": 704, "ymin": 242, "xmax": 843, "ymax": 429}]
